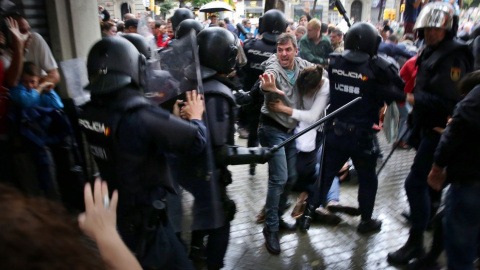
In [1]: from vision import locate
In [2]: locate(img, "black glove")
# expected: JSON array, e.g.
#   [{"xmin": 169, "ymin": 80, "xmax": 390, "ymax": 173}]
[
  {"xmin": 216, "ymin": 145, "xmax": 273, "ymax": 166},
  {"xmin": 234, "ymin": 90, "xmax": 252, "ymax": 105}
]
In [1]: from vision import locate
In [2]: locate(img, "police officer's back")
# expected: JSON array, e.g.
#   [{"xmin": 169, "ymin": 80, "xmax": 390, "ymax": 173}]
[
  {"xmin": 79, "ymin": 37, "xmax": 206, "ymax": 269},
  {"xmin": 300, "ymin": 23, "xmax": 406, "ymax": 232}
]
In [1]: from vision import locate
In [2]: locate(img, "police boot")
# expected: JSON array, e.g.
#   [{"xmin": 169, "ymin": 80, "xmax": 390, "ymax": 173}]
[
  {"xmin": 189, "ymin": 231, "xmax": 207, "ymax": 262},
  {"xmin": 406, "ymin": 253, "xmax": 439, "ymax": 270},
  {"xmin": 296, "ymin": 204, "xmax": 315, "ymax": 231},
  {"xmin": 387, "ymin": 230, "xmax": 425, "ymax": 265}
]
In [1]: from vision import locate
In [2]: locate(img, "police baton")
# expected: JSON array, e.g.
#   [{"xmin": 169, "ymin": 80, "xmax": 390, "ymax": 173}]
[
  {"xmin": 335, "ymin": 0, "xmax": 351, "ymax": 27},
  {"xmin": 376, "ymin": 125, "xmax": 410, "ymax": 176},
  {"xmin": 270, "ymin": 97, "xmax": 362, "ymax": 153}
]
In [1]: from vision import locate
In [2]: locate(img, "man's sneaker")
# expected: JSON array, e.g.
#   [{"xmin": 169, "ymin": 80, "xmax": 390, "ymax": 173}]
[
  {"xmin": 357, "ymin": 219, "xmax": 382, "ymax": 234},
  {"xmin": 327, "ymin": 201, "xmax": 361, "ymax": 216},
  {"xmin": 263, "ymin": 227, "xmax": 280, "ymax": 254},
  {"xmin": 387, "ymin": 244, "xmax": 425, "ymax": 265}
]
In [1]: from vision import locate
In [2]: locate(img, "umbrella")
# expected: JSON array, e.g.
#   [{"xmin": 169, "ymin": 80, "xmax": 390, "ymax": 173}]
[{"xmin": 199, "ymin": 1, "xmax": 234, "ymax": 12}]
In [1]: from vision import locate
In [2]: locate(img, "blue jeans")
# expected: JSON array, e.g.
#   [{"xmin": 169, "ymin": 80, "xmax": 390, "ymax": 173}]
[
  {"xmin": 327, "ymin": 176, "xmax": 340, "ymax": 203},
  {"xmin": 315, "ymin": 163, "xmax": 340, "ymax": 203},
  {"xmin": 404, "ymin": 132, "xmax": 440, "ymax": 232},
  {"xmin": 314, "ymin": 146, "xmax": 340, "ymax": 203},
  {"xmin": 443, "ymin": 184, "xmax": 480, "ymax": 270},
  {"xmin": 258, "ymin": 124, "xmax": 297, "ymax": 231}
]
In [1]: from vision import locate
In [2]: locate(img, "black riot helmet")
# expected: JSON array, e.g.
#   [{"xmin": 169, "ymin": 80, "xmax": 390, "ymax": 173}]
[
  {"xmin": 86, "ymin": 36, "xmax": 146, "ymax": 94},
  {"xmin": 175, "ymin": 19, "xmax": 204, "ymax": 39},
  {"xmin": 171, "ymin": 8, "xmax": 194, "ymax": 31},
  {"xmin": 258, "ymin": 9, "xmax": 287, "ymax": 43},
  {"xmin": 197, "ymin": 27, "xmax": 238, "ymax": 74},
  {"xmin": 122, "ymin": 33, "xmax": 151, "ymax": 59},
  {"xmin": 344, "ymin": 22, "xmax": 381, "ymax": 56}
]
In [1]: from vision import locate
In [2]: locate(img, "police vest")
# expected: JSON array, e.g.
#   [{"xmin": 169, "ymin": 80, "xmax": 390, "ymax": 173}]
[
  {"xmin": 328, "ymin": 53, "xmax": 385, "ymax": 128},
  {"xmin": 414, "ymin": 39, "xmax": 472, "ymax": 129},
  {"xmin": 79, "ymin": 88, "xmax": 170, "ymax": 207},
  {"xmin": 204, "ymin": 78, "xmax": 237, "ymax": 146},
  {"xmin": 242, "ymin": 38, "xmax": 277, "ymax": 91}
]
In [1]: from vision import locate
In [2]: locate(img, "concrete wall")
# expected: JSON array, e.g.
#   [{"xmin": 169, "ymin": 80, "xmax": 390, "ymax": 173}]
[
  {"xmin": 45, "ymin": 0, "xmax": 101, "ymax": 97},
  {"xmin": 345, "ymin": 0, "xmax": 370, "ymax": 23}
]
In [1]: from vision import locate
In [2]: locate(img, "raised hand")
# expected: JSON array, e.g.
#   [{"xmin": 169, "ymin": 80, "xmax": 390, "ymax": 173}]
[
  {"xmin": 6, "ymin": 17, "xmax": 27, "ymax": 49},
  {"xmin": 78, "ymin": 178, "xmax": 118, "ymax": 242},
  {"xmin": 259, "ymin": 73, "xmax": 285, "ymax": 95}
]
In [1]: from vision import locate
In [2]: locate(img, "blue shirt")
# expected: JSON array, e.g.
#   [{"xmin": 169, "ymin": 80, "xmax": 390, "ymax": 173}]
[
  {"xmin": 9, "ymin": 84, "xmax": 64, "ymax": 109},
  {"xmin": 284, "ymin": 69, "xmax": 295, "ymax": 85},
  {"xmin": 239, "ymin": 28, "xmax": 258, "ymax": 42},
  {"xmin": 403, "ymin": 0, "xmax": 421, "ymax": 23},
  {"xmin": 378, "ymin": 42, "xmax": 416, "ymax": 59}
]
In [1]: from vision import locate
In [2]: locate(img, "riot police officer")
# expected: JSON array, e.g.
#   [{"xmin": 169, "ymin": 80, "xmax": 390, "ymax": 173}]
[
  {"xmin": 238, "ymin": 9, "xmax": 287, "ymax": 175},
  {"xmin": 175, "ymin": 19, "xmax": 204, "ymax": 40},
  {"xmin": 298, "ymin": 23, "xmax": 407, "ymax": 233},
  {"xmin": 175, "ymin": 27, "xmax": 272, "ymax": 270},
  {"xmin": 171, "ymin": 8, "xmax": 194, "ymax": 34},
  {"xmin": 387, "ymin": 2, "xmax": 473, "ymax": 265},
  {"xmin": 79, "ymin": 36, "xmax": 207, "ymax": 269}
]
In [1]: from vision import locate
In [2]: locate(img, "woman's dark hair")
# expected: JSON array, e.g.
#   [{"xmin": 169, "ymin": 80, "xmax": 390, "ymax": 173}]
[
  {"xmin": 297, "ymin": 65, "xmax": 324, "ymax": 97},
  {"xmin": 0, "ymin": 184, "xmax": 105, "ymax": 270}
]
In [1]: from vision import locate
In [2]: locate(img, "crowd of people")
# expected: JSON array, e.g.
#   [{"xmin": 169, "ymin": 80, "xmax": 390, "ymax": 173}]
[{"xmin": 1, "ymin": 1, "xmax": 480, "ymax": 269}]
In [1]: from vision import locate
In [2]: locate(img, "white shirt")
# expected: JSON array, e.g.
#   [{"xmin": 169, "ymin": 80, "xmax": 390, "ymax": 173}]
[{"xmin": 24, "ymin": 32, "xmax": 58, "ymax": 76}]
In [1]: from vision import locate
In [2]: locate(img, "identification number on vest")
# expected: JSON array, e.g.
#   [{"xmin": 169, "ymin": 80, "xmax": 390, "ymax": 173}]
[{"xmin": 334, "ymin": 83, "xmax": 360, "ymax": 94}]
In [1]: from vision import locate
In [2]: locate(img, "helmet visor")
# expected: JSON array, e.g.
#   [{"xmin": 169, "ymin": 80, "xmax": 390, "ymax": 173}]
[{"xmin": 413, "ymin": 2, "xmax": 454, "ymax": 30}]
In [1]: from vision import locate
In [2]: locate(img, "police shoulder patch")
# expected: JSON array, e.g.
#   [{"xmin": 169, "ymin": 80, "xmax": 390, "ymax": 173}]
[{"xmin": 451, "ymin": 67, "xmax": 461, "ymax": 82}]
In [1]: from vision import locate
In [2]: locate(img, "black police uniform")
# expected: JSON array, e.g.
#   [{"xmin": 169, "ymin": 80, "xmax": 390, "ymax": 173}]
[
  {"xmin": 79, "ymin": 88, "xmax": 206, "ymax": 269},
  {"xmin": 242, "ymin": 38, "xmax": 277, "ymax": 91},
  {"xmin": 305, "ymin": 52, "xmax": 406, "ymax": 225},
  {"xmin": 403, "ymin": 38, "xmax": 472, "ymax": 244},
  {"xmin": 173, "ymin": 27, "xmax": 273, "ymax": 268},
  {"xmin": 171, "ymin": 74, "xmax": 235, "ymax": 270},
  {"xmin": 178, "ymin": 71, "xmax": 271, "ymax": 269}
]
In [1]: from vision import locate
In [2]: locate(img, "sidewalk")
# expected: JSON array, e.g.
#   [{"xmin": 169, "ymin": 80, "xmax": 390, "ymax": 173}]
[{"xmin": 182, "ymin": 132, "xmax": 438, "ymax": 270}]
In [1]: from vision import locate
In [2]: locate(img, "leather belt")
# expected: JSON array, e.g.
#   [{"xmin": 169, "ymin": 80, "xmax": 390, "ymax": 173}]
[{"xmin": 260, "ymin": 114, "xmax": 294, "ymax": 134}]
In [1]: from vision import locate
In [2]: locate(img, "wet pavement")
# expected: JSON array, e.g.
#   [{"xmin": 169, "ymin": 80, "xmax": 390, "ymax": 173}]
[{"xmin": 181, "ymin": 132, "xmax": 442, "ymax": 270}]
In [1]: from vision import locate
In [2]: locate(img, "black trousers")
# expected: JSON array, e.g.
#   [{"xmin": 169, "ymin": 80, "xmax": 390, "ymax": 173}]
[{"xmin": 120, "ymin": 219, "xmax": 194, "ymax": 270}]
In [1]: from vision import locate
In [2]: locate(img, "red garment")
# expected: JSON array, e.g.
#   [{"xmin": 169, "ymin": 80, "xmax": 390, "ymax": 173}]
[
  {"xmin": 158, "ymin": 37, "xmax": 171, "ymax": 48},
  {"xmin": 399, "ymin": 55, "xmax": 418, "ymax": 106},
  {"xmin": 156, "ymin": 35, "xmax": 163, "ymax": 48}
]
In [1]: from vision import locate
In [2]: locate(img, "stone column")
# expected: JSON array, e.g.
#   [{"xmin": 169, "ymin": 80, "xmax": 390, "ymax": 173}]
[{"xmin": 45, "ymin": 0, "xmax": 101, "ymax": 97}]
